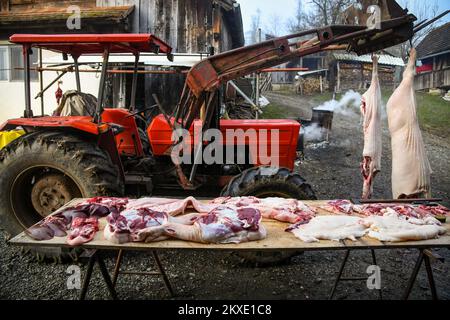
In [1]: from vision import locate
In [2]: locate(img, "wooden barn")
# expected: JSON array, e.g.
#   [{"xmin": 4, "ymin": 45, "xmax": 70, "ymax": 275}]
[
  {"xmin": 0, "ymin": 0, "xmax": 244, "ymax": 116},
  {"xmin": 416, "ymin": 22, "xmax": 450, "ymax": 91},
  {"xmin": 329, "ymin": 52, "xmax": 404, "ymax": 92}
]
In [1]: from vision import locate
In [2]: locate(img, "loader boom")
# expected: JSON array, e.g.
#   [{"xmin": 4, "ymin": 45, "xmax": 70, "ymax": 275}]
[{"xmin": 174, "ymin": 0, "xmax": 419, "ymax": 131}]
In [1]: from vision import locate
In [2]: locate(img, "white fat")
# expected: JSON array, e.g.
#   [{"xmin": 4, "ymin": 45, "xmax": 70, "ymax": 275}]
[
  {"xmin": 290, "ymin": 216, "xmax": 367, "ymax": 243},
  {"xmin": 363, "ymin": 213, "xmax": 446, "ymax": 242}
]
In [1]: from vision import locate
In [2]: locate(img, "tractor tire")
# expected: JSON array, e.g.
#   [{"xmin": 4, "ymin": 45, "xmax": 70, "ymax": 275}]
[
  {"xmin": 0, "ymin": 131, "xmax": 124, "ymax": 262},
  {"xmin": 221, "ymin": 166, "xmax": 317, "ymax": 199},
  {"xmin": 221, "ymin": 166, "xmax": 316, "ymax": 266}
]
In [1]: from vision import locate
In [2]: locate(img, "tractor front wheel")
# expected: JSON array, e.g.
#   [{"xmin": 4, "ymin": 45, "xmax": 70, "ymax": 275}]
[
  {"xmin": 221, "ymin": 166, "xmax": 316, "ymax": 199},
  {"xmin": 0, "ymin": 131, "xmax": 124, "ymax": 262},
  {"xmin": 221, "ymin": 166, "xmax": 316, "ymax": 266}
]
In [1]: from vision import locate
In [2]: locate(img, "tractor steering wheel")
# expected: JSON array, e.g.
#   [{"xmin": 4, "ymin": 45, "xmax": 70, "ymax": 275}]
[
  {"xmin": 125, "ymin": 104, "xmax": 158, "ymax": 119},
  {"xmin": 126, "ymin": 104, "xmax": 159, "ymax": 128}
]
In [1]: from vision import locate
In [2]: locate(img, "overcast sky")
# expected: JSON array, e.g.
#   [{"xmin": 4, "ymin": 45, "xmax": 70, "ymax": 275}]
[{"xmin": 239, "ymin": 0, "xmax": 450, "ymax": 40}]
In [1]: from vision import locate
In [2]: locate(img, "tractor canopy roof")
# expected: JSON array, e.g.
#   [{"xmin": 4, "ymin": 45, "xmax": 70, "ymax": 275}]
[{"xmin": 9, "ymin": 34, "xmax": 172, "ymax": 57}]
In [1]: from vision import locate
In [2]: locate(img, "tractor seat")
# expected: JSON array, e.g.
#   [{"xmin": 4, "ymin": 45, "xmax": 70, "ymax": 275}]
[{"xmin": 53, "ymin": 90, "xmax": 97, "ymax": 117}]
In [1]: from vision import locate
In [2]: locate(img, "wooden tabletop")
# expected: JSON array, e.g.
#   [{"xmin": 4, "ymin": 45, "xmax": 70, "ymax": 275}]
[{"xmin": 9, "ymin": 199, "xmax": 450, "ymax": 252}]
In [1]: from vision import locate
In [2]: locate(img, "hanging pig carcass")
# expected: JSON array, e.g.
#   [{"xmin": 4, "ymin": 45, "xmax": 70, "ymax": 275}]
[
  {"xmin": 360, "ymin": 55, "xmax": 382, "ymax": 199},
  {"xmin": 387, "ymin": 48, "xmax": 432, "ymax": 199}
]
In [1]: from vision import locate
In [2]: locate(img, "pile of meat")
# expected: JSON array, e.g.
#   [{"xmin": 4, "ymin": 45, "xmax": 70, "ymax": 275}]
[
  {"xmin": 210, "ymin": 196, "xmax": 316, "ymax": 224},
  {"xmin": 29, "ymin": 196, "xmax": 303, "ymax": 245},
  {"xmin": 103, "ymin": 196, "xmax": 315, "ymax": 244},
  {"xmin": 105, "ymin": 205, "xmax": 266, "ymax": 244},
  {"xmin": 287, "ymin": 199, "xmax": 449, "ymax": 243},
  {"xmin": 320, "ymin": 199, "xmax": 450, "ymax": 219},
  {"xmin": 26, "ymin": 196, "xmax": 447, "ymax": 246},
  {"xmin": 26, "ymin": 197, "xmax": 128, "ymax": 245}
]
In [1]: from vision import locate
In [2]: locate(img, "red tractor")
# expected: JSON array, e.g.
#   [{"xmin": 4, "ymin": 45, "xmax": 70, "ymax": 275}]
[{"xmin": 0, "ymin": 1, "xmax": 422, "ymax": 254}]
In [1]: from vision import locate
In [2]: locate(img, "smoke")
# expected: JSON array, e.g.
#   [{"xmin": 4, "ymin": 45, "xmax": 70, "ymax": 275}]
[
  {"xmin": 303, "ymin": 124, "xmax": 324, "ymax": 142},
  {"xmin": 314, "ymin": 90, "xmax": 362, "ymax": 117},
  {"xmin": 331, "ymin": 139, "xmax": 352, "ymax": 148}
]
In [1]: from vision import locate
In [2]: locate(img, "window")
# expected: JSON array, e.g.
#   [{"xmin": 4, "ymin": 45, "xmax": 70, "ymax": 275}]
[
  {"xmin": 9, "ymin": 46, "xmax": 39, "ymax": 81},
  {"xmin": 0, "ymin": 47, "xmax": 7, "ymax": 81}
]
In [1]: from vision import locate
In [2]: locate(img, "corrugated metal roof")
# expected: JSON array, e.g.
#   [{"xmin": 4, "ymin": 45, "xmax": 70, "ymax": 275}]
[
  {"xmin": 297, "ymin": 69, "xmax": 328, "ymax": 76},
  {"xmin": 416, "ymin": 22, "xmax": 450, "ymax": 59},
  {"xmin": 333, "ymin": 52, "xmax": 405, "ymax": 66}
]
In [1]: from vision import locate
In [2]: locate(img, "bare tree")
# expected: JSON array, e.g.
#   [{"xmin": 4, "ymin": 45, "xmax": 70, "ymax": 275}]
[
  {"xmin": 265, "ymin": 13, "xmax": 283, "ymax": 37},
  {"xmin": 306, "ymin": 0, "xmax": 357, "ymax": 27},
  {"xmin": 246, "ymin": 8, "xmax": 262, "ymax": 44},
  {"xmin": 397, "ymin": 0, "xmax": 440, "ymax": 56},
  {"xmin": 287, "ymin": 0, "xmax": 307, "ymax": 32}
]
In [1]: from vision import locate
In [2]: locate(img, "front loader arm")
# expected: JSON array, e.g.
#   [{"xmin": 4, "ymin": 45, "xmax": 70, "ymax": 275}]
[{"xmin": 174, "ymin": 0, "xmax": 419, "ymax": 131}]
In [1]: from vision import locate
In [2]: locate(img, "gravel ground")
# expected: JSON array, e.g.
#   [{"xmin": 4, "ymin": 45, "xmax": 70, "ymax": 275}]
[{"xmin": 1, "ymin": 91, "xmax": 449, "ymax": 300}]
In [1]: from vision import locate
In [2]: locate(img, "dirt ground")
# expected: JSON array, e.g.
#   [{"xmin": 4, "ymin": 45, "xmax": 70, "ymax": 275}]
[{"xmin": 0, "ymin": 91, "xmax": 449, "ymax": 300}]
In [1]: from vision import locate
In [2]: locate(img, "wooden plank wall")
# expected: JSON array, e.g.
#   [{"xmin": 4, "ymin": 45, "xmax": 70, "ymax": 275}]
[
  {"xmin": 98, "ymin": 0, "xmax": 232, "ymax": 54},
  {"xmin": 141, "ymin": 0, "xmax": 222, "ymax": 110},
  {"xmin": 141, "ymin": 0, "xmax": 212, "ymax": 53},
  {"xmin": 415, "ymin": 53, "xmax": 450, "ymax": 90},
  {"xmin": 0, "ymin": 0, "xmax": 10, "ymax": 12},
  {"xmin": 415, "ymin": 69, "xmax": 450, "ymax": 90}
]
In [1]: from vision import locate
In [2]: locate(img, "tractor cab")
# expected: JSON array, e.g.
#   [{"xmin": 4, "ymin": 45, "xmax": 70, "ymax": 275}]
[{"xmin": 2, "ymin": 33, "xmax": 173, "ymax": 160}]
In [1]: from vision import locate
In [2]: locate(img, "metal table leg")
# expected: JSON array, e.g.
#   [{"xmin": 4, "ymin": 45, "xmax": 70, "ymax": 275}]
[
  {"xmin": 370, "ymin": 249, "xmax": 382, "ymax": 300},
  {"xmin": 79, "ymin": 252, "xmax": 96, "ymax": 300},
  {"xmin": 96, "ymin": 253, "xmax": 118, "ymax": 300},
  {"xmin": 329, "ymin": 250, "xmax": 350, "ymax": 300},
  {"xmin": 152, "ymin": 250, "xmax": 174, "ymax": 297},
  {"xmin": 403, "ymin": 249, "xmax": 425, "ymax": 300},
  {"xmin": 402, "ymin": 248, "xmax": 441, "ymax": 300},
  {"xmin": 79, "ymin": 250, "xmax": 118, "ymax": 300},
  {"xmin": 423, "ymin": 254, "xmax": 438, "ymax": 300},
  {"xmin": 329, "ymin": 249, "xmax": 382, "ymax": 300},
  {"xmin": 110, "ymin": 249, "xmax": 174, "ymax": 298},
  {"xmin": 112, "ymin": 250, "xmax": 124, "ymax": 288}
]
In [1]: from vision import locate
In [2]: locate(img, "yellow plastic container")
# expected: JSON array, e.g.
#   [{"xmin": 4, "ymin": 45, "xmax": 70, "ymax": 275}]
[{"xmin": 0, "ymin": 130, "xmax": 25, "ymax": 150}]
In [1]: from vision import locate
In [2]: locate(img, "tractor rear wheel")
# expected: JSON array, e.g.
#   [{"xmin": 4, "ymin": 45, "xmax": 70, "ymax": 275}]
[
  {"xmin": 221, "ymin": 166, "xmax": 316, "ymax": 266},
  {"xmin": 0, "ymin": 131, "xmax": 124, "ymax": 262}
]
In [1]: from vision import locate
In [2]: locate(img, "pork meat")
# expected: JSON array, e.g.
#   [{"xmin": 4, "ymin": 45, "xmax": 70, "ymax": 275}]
[
  {"xmin": 67, "ymin": 217, "xmax": 99, "ymax": 246},
  {"xmin": 135, "ymin": 206, "xmax": 267, "ymax": 244},
  {"xmin": 125, "ymin": 196, "xmax": 215, "ymax": 216},
  {"xmin": 320, "ymin": 200, "xmax": 447, "ymax": 220},
  {"xmin": 25, "ymin": 197, "xmax": 125, "ymax": 241},
  {"xmin": 360, "ymin": 55, "xmax": 382, "ymax": 199},
  {"xmin": 387, "ymin": 48, "xmax": 432, "ymax": 199},
  {"xmin": 319, "ymin": 199, "xmax": 362, "ymax": 215},
  {"xmin": 210, "ymin": 196, "xmax": 316, "ymax": 223},
  {"xmin": 104, "ymin": 207, "xmax": 203, "ymax": 244}
]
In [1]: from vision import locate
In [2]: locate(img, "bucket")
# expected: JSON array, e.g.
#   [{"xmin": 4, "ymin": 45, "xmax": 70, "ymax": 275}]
[{"xmin": 309, "ymin": 109, "xmax": 334, "ymax": 141}]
